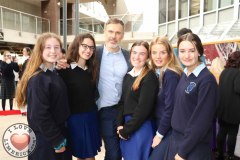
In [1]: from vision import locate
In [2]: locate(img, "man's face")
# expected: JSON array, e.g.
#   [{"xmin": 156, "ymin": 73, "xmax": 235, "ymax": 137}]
[{"xmin": 104, "ymin": 23, "xmax": 124, "ymax": 49}]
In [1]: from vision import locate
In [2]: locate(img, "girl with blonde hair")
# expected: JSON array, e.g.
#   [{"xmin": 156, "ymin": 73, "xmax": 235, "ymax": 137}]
[{"xmin": 149, "ymin": 36, "xmax": 183, "ymax": 160}]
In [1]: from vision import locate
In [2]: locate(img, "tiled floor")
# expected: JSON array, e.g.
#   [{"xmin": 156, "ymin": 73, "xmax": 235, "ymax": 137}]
[{"xmin": 0, "ymin": 99, "xmax": 105, "ymax": 160}]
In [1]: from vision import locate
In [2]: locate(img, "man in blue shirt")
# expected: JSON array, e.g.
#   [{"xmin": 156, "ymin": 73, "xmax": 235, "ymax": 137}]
[{"xmin": 96, "ymin": 18, "xmax": 131, "ymax": 160}]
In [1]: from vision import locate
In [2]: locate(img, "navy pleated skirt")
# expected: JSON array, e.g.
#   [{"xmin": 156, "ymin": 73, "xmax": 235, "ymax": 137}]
[
  {"xmin": 120, "ymin": 115, "xmax": 155, "ymax": 160},
  {"xmin": 67, "ymin": 111, "xmax": 101, "ymax": 159}
]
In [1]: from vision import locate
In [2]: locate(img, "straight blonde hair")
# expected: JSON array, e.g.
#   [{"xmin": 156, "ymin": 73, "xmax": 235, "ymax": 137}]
[{"xmin": 149, "ymin": 36, "xmax": 183, "ymax": 81}]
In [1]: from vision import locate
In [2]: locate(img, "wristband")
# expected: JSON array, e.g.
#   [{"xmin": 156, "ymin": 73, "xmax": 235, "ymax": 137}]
[{"xmin": 54, "ymin": 139, "xmax": 66, "ymax": 150}]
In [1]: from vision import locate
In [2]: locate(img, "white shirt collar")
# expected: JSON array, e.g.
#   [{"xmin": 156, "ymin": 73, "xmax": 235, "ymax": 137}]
[
  {"xmin": 70, "ymin": 62, "xmax": 88, "ymax": 70},
  {"xmin": 184, "ymin": 63, "xmax": 206, "ymax": 77},
  {"xmin": 128, "ymin": 67, "xmax": 144, "ymax": 77},
  {"xmin": 40, "ymin": 63, "xmax": 55, "ymax": 72}
]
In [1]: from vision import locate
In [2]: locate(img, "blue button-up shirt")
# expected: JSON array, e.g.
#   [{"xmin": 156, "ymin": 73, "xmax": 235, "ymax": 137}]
[{"xmin": 97, "ymin": 46, "xmax": 128, "ymax": 109}]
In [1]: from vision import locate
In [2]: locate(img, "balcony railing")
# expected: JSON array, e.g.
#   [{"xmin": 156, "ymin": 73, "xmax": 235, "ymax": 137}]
[
  {"xmin": 59, "ymin": 13, "xmax": 144, "ymax": 36},
  {"xmin": 0, "ymin": 5, "xmax": 50, "ymax": 34}
]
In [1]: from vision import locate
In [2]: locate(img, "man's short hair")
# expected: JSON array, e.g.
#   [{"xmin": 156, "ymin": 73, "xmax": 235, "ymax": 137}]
[{"xmin": 105, "ymin": 18, "xmax": 125, "ymax": 29}]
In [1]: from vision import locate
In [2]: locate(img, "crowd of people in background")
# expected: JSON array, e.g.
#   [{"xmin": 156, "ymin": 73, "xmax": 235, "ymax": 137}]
[{"xmin": 0, "ymin": 18, "xmax": 239, "ymax": 160}]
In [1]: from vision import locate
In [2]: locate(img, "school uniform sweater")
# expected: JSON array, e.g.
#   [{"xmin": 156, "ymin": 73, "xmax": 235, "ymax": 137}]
[
  {"xmin": 117, "ymin": 70, "xmax": 159, "ymax": 139},
  {"xmin": 27, "ymin": 69, "xmax": 70, "ymax": 148},
  {"xmin": 155, "ymin": 69, "xmax": 180, "ymax": 136},
  {"xmin": 171, "ymin": 67, "xmax": 218, "ymax": 159},
  {"xmin": 58, "ymin": 66, "xmax": 98, "ymax": 114}
]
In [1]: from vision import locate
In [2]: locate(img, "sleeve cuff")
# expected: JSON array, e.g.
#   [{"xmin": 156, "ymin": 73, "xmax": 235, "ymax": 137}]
[{"xmin": 156, "ymin": 131, "xmax": 164, "ymax": 139}]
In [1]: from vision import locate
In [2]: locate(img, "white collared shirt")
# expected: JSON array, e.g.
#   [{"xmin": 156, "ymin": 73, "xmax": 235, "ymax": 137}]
[
  {"xmin": 184, "ymin": 63, "xmax": 206, "ymax": 77},
  {"xmin": 128, "ymin": 67, "xmax": 144, "ymax": 77},
  {"xmin": 70, "ymin": 62, "xmax": 88, "ymax": 70},
  {"xmin": 39, "ymin": 63, "xmax": 55, "ymax": 72}
]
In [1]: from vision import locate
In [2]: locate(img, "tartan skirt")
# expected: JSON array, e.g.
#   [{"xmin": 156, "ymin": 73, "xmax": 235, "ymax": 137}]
[{"xmin": 0, "ymin": 79, "xmax": 16, "ymax": 99}]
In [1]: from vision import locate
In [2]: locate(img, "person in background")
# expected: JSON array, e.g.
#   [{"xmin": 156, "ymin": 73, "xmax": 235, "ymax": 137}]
[
  {"xmin": 61, "ymin": 48, "xmax": 66, "ymax": 54},
  {"xmin": 148, "ymin": 37, "xmax": 183, "ymax": 160},
  {"xmin": 166, "ymin": 33, "xmax": 218, "ymax": 160},
  {"xmin": 117, "ymin": 41, "xmax": 158, "ymax": 160},
  {"xmin": 58, "ymin": 33, "xmax": 101, "ymax": 160},
  {"xmin": 18, "ymin": 47, "xmax": 32, "ymax": 115},
  {"xmin": 0, "ymin": 58, "xmax": 2, "ymax": 84},
  {"xmin": 216, "ymin": 51, "xmax": 240, "ymax": 160},
  {"xmin": 0, "ymin": 50, "xmax": 19, "ymax": 111},
  {"xmin": 19, "ymin": 47, "xmax": 32, "ymax": 79},
  {"xmin": 15, "ymin": 32, "xmax": 72, "ymax": 160}
]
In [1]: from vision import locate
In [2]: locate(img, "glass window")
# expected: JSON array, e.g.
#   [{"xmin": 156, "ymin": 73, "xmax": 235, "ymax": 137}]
[
  {"xmin": 168, "ymin": 0, "xmax": 176, "ymax": 21},
  {"xmin": 219, "ymin": 0, "xmax": 234, "ymax": 8},
  {"xmin": 22, "ymin": 14, "xmax": 36, "ymax": 33},
  {"xmin": 159, "ymin": 0, "xmax": 167, "ymax": 23},
  {"xmin": 190, "ymin": 0, "xmax": 200, "ymax": 16},
  {"xmin": 179, "ymin": 0, "xmax": 188, "ymax": 18},
  {"xmin": 204, "ymin": 0, "xmax": 217, "ymax": 12},
  {"xmin": 2, "ymin": 9, "xmax": 20, "ymax": 30}
]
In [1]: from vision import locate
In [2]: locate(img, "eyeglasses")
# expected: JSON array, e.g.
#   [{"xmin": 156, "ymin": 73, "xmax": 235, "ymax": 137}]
[{"xmin": 80, "ymin": 44, "xmax": 95, "ymax": 51}]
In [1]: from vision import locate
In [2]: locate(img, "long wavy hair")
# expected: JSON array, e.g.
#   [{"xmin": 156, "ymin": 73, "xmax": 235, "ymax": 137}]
[
  {"xmin": 16, "ymin": 32, "xmax": 62, "ymax": 107},
  {"xmin": 66, "ymin": 33, "xmax": 98, "ymax": 82},
  {"xmin": 130, "ymin": 41, "xmax": 151, "ymax": 91},
  {"xmin": 149, "ymin": 36, "xmax": 183, "ymax": 81}
]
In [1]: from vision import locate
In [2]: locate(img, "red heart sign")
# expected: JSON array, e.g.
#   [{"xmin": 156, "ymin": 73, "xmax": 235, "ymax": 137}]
[{"xmin": 10, "ymin": 133, "xmax": 30, "ymax": 151}]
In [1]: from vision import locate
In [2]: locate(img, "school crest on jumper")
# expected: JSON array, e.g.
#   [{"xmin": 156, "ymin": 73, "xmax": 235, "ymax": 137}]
[{"xmin": 185, "ymin": 82, "xmax": 196, "ymax": 94}]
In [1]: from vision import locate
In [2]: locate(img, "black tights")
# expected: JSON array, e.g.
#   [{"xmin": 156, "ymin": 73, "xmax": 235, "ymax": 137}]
[
  {"xmin": 216, "ymin": 119, "xmax": 239, "ymax": 157},
  {"xmin": 1, "ymin": 98, "xmax": 13, "ymax": 111}
]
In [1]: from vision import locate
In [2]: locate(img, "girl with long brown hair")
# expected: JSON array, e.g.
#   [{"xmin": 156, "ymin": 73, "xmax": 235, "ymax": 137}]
[
  {"xmin": 58, "ymin": 33, "xmax": 101, "ymax": 160},
  {"xmin": 116, "ymin": 40, "xmax": 158, "ymax": 160},
  {"xmin": 16, "ymin": 32, "xmax": 71, "ymax": 160}
]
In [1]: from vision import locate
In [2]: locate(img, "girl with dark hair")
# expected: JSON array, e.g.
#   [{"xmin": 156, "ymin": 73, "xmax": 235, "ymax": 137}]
[
  {"xmin": 116, "ymin": 41, "xmax": 158, "ymax": 160},
  {"xmin": 58, "ymin": 33, "xmax": 101, "ymax": 160},
  {"xmin": 166, "ymin": 33, "xmax": 218, "ymax": 160},
  {"xmin": 216, "ymin": 51, "xmax": 240, "ymax": 160}
]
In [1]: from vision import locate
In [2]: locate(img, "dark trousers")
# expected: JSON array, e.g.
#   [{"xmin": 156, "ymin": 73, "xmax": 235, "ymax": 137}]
[
  {"xmin": 217, "ymin": 119, "xmax": 239, "ymax": 157},
  {"xmin": 99, "ymin": 106, "xmax": 121, "ymax": 160},
  {"xmin": 2, "ymin": 98, "xmax": 13, "ymax": 110}
]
